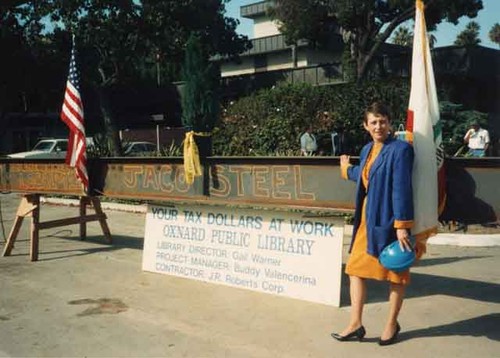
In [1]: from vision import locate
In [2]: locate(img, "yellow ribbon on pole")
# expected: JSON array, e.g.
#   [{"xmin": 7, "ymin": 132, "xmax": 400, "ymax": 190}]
[{"xmin": 183, "ymin": 131, "xmax": 211, "ymax": 185}]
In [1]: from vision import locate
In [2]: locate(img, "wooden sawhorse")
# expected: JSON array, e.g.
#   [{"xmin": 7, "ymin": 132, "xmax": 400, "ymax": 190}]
[{"xmin": 2, "ymin": 194, "xmax": 112, "ymax": 261}]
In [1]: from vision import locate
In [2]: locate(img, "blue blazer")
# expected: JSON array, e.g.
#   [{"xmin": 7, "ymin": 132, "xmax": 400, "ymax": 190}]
[{"xmin": 346, "ymin": 137, "xmax": 414, "ymax": 257}]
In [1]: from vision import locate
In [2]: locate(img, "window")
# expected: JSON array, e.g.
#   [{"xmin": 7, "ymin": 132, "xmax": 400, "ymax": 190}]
[
  {"xmin": 254, "ymin": 55, "xmax": 267, "ymax": 72},
  {"xmin": 56, "ymin": 141, "xmax": 68, "ymax": 151}
]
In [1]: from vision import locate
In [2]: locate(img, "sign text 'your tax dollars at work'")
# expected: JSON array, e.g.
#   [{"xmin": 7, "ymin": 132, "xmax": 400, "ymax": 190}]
[{"xmin": 142, "ymin": 205, "xmax": 344, "ymax": 306}]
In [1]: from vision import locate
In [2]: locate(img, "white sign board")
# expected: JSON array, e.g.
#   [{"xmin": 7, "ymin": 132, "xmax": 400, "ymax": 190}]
[{"xmin": 142, "ymin": 204, "xmax": 343, "ymax": 306}]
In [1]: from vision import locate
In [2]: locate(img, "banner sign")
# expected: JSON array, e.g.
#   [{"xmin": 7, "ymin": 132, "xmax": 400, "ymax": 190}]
[
  {"xmin": 100, "ymin": 162, "xmax": 355, "ymax": 210},
  {"xmin": 142, "ymin": 204, "xmax": 344, "ymax": 306}
]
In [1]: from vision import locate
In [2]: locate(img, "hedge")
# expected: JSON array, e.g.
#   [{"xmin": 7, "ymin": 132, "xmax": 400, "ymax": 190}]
[
  {"xmin": 212, "ymin": 79, "xmax": 487, "ymax": 156},
  {"xmin": 213, "ymin": 79, "xmax": 411, "ymax": 156}
]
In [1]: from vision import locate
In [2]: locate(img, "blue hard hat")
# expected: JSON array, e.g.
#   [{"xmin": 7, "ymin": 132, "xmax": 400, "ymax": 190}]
[{"xmin": 379, "ymin": 237, "xmax": 416, "ymax": 272}]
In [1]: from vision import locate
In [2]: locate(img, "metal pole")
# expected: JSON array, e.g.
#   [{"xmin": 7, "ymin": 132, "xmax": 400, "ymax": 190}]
[
  {"xmin": 156, "ymin": 124, "xmax": 160, "ymax": 154},
  {"xmin": 156, "ymin": 59, "xmax": 160, "ymax": 87},
  {"xmin": 156, "ymin": 51, "xmax": 161, "ymax": 86},
  {"xmin": 156, "ymin": 51, "xmax": 161, "ymax": 154}
]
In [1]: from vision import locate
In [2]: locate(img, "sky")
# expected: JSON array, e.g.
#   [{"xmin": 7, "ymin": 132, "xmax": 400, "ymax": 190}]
[{"xmin": 225, "ymin": 0, "xmax": 500, "ymax": 49}]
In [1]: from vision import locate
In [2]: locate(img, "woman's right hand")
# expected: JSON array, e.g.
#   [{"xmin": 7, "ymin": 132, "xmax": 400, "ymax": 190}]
[{"xmin": 340, "ymin": 155, "xmax": 350, "ymax": 166}]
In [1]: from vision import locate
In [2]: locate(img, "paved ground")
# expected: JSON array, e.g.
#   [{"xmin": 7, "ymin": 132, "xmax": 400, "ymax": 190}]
[{"xmin": 0, "ymin": 193, "xmax": 499, "ymax": 357}]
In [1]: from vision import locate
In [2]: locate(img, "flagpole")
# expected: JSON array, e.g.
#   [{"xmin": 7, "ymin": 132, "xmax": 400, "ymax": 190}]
[
  {"xmin": 60, "ymin": 33, "xmax": 89, "ymax": 195},
  {"xmin": 406, "ymin": 0, "xmax": 446, "ymax": 255}
]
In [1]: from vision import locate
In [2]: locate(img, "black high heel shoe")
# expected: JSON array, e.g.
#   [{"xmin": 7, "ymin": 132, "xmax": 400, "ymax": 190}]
[
  {"xmin": 331, "ymin": 326, "xmax": 366, "ymax": 342},
  {"xmin": 378, "ymin": 322, "xmax": 401, "ymax": 346}
]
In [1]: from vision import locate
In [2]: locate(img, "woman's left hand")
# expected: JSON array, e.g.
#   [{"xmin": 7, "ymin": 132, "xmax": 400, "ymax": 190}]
[
  {"xmin": 340, "ymin": 155, "xmax": 350, "ymax": 166},
  {"xmin": 396, "ymin": 228, "xmax": 412, "ymax": 251}
]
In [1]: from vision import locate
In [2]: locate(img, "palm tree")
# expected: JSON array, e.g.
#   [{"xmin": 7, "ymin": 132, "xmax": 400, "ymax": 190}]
[
  {"xmin": 454, "ymin": 21, "xmax": 481, "ymax": 46},
  {"xmin": 488, "ymin": 23, "xmax": 500, "ymax": 48},
  {"xmin": 391, "ymin": 26, "xmax": 413, "ymax": 47},
  {"xmin": 428, "ymin": 33, "xmax": 437, "ymax": 49}
]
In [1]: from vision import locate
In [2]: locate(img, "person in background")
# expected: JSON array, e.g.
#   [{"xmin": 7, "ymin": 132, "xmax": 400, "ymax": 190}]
[
  {"xmin": 331, "ymin": 129, "xmax": 339, "ymax": 156},
  {"xmin": 332, "ymin": 102, "xmax": 423, "ymax": 346},
  {"xmin": 300, "ymin": 125, "xmax": 318, "ymax": 156},
  {"xmin": 464, "ymin": 121, "xmax": 490, "ymax": 157}
]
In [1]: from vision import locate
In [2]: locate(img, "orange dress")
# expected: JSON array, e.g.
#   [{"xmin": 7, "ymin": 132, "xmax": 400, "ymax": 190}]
[{"xmin": 345, "ymin": 142, "xmax": 410, "ymax": 285}]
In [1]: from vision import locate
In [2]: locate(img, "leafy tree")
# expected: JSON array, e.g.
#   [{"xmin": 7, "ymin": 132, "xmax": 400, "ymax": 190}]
[
  {"xmin": 488, "ymin": 23, "xmax": 500, "ymax": 48},
  {"xmin": 141, "ymin": 0, "xmax": 251, "ymax": 78},
  {"xmin": 454, "ymin": 21, "xmax": 481, "ymax": 46},
  {"xmin": 1, "ymin": 6, "xmax": 68, "ymax": 129},
  {"xmin": 39, "ymin": 1, "xmax": 146, "ymax": 155},
  {"xmin": 6, "ymin": 0, "xmax": 250, "ymax": 156},
  {"xmin": 391, "ymin": 26, "xmax": 413, "ymax": 47},
  {"xmin": 381, "ymin": 24, "xmax": 435, "ymax": 50},
  {"xmin": 0, "ymin": 8, "xmax": 26, "ymax": 115},
  {"xmin": 271, "ymin": 0, "xmax": 484, "ymax": 82}
]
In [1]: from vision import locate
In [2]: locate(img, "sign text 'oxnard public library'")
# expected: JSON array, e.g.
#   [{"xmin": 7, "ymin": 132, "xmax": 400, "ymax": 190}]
[{"xmin": 143, "ymin": 204, "xmax": 343, "ymax": 306}]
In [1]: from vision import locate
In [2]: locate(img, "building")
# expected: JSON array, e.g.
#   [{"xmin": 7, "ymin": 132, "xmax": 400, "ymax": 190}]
[
  {"xmin": 220, "ymin": 1, "xmax": 343, "ymax": 78},
  {"xmin": 215, "ymin": 1, "xmax": 410, "ymax": 99}
]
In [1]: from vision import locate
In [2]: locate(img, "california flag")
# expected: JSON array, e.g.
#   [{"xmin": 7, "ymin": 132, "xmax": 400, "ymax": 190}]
[{"xmin": 406, "ymin": 0, "xmax": 446, "ymax": 243}]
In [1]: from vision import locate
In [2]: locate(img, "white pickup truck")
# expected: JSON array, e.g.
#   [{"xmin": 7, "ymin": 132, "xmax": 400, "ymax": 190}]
[{"xmin": 8, "ymin": 139, "xmax": 68, "ymax": 159}]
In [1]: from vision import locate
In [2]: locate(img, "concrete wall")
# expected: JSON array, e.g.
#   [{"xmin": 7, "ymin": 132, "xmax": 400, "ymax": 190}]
[
  {"xmin": 254, "ymin": 17, "xmax": 281, "ymax": 38},
  {"xmin": 220, "ymin": 57, "xmax": 256, "ymax": 78},
  {"xmin": 220, "ymin": 49, "xmax": 309, "ymax": 78}
]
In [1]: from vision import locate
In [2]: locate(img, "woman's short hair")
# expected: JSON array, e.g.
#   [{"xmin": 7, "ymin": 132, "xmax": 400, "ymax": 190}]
[{"xmin": 364, "ymin": 102, "xmax": 392, "ymax": 123}]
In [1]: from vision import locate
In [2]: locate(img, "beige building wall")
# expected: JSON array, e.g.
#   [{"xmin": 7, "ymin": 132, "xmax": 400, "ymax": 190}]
[
  {"xmin": 219, "ymin": 4, "xmax": 340, "ymax": 78},
  {"xmin": 220, "ymin": 58, "xmax": 255, "ymax": 78},
  {"xmin": 220, "ymin": 49, "xmax": 313, "ymax": 78},
  {"xmin": 266, "ymin": 51, "xmax": 293, "ymax": 71},
  {"xmin": 264, "ymin": 50, "xmax": 310, "ymax": 71},
  {"xmin": 296, "ymin": 49, "xmax": 310, "ymax": 67},
  {"xmin": 253, "ymin": 17, "xmax": 281, "ymax": 38}
]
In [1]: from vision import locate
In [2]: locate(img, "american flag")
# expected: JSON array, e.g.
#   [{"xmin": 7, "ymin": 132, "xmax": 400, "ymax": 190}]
[{"xmin": 60, "ymin": 36, "xmax": 88, "ymax": 192}]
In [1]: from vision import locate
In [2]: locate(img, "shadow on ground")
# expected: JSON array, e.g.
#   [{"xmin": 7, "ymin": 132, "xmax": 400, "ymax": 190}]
[
  {"xmin": 339, "ymin": 263, "xmax": 500, "ymax": 306},
  {"xmin": 0, "ymin": 234, "xmax": 144, "ymax": 262},
  {"xmin": 401, "ymin": 313, "xmax": 500, "ymax": 342},
  {"xmin": 414, "ymin": 255, "xmax": 492, "ymax": 267},
  {"xmin": 67, "ymin": 234, "xmax": 145, "ymax": 250}
]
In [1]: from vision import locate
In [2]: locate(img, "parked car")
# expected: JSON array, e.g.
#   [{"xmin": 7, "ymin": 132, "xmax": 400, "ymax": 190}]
[
  {"xmin": 123, "ymin": 141, "xmax": 157, "ymax": 156},
  {"xmin": 8, "ymin": 139, "xmax": 68, "ymax": 159}
]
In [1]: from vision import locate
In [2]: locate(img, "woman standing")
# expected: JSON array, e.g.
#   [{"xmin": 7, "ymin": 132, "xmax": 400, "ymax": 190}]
[{"xmin": 331, "ymin": 102, "xmax": 419, "ymax": 346}]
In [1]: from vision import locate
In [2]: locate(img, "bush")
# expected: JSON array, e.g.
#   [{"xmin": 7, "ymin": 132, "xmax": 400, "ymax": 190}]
[
  {"xmin": 213, "ymin": 79, "xmax": 412, "ymax": 156},
  {"xmin": 214, "ymin": 79, "xmax": 490, "ymax": 157},
  {"xmin": 440, "ymin": 101, "xmax": 489, "ymax": 156}
]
